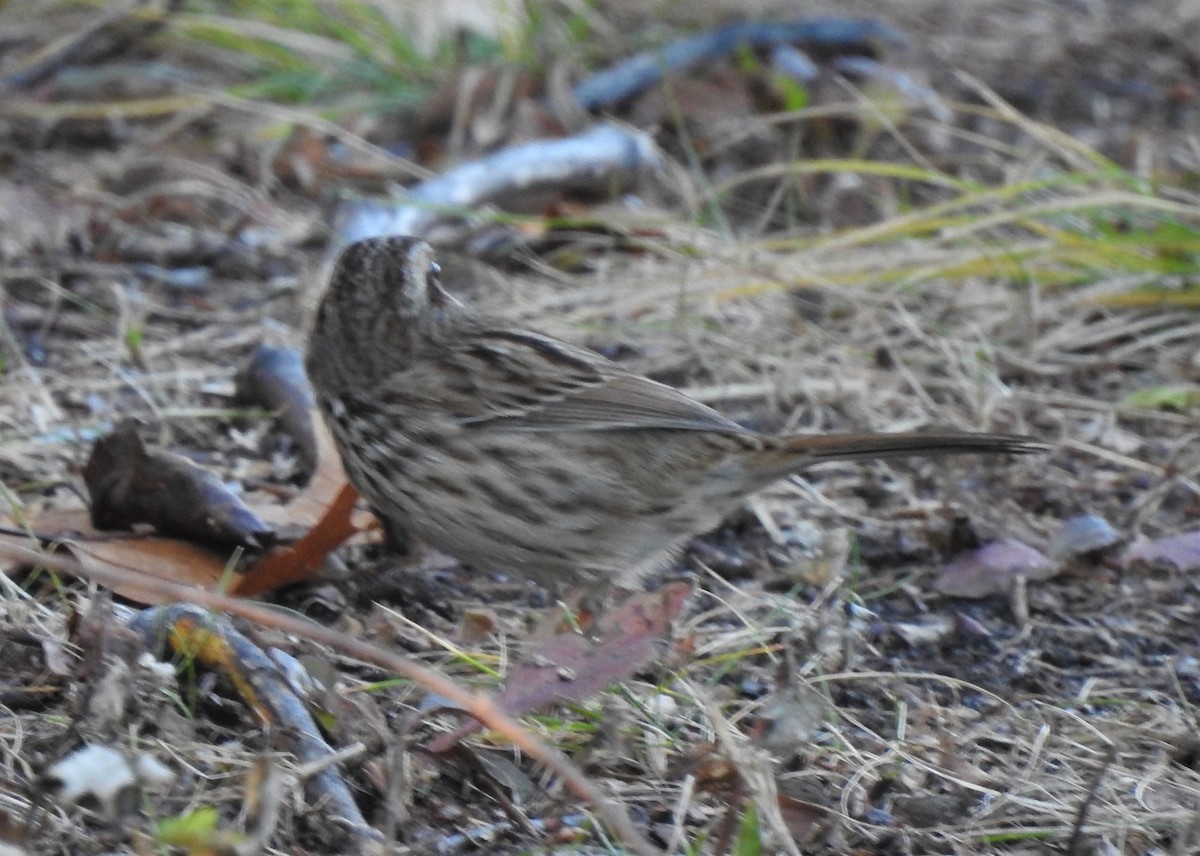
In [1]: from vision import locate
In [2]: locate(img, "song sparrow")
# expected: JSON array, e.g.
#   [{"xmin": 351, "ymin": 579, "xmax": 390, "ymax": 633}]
[{"xmin": 307, "ymin": 236, "xmax": 1042, "ymax": 588}]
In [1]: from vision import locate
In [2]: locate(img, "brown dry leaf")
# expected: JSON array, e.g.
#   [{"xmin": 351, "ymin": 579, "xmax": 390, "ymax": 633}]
[
  {"xmin": 629, "ymin": 69, "xmax": 755, "ymax": 150},
  {"xmin": 681, "ymin": 743, "xmax": 738, "ymax": 790},
  {"xmin": 3, "ymin": 412, "xmax": 364, "ymax": 603},
  {"xmin": 270, "ymin": 126, "xmax": 346, "ymax": 191},
  {"xmin": 70, "ymin": 537, "xmax": 237, "ymax": 603},
  {"xmin": 458, "ymin": 609, "xmax": 499, "ymax": 645},
  {"xmin": 0, "ymin": 805, "xmax": 31, "ymax": 856},
  {"xmin": 0, "ymin": 510, "xmax": 236, "ymax": 604},
  {"xmin": 494, "ymin": 582, "xmax": 692, "ymax": 710},
  {"xmin": 84, "ymin": 420, "xmax": 274, "ymax": 550},
  {"xmin": 776, "ymin": 794, "xmax": 827, "ymax": 845},
  {"xmin": 425, "ymin": 582, "xmax": 693, "ymax": 754}
]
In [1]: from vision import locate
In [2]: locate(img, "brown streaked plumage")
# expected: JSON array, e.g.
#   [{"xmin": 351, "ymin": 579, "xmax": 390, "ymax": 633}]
[{"xmin": 307, "ymin": 236, "xmax": 1043, "ymax": 588}]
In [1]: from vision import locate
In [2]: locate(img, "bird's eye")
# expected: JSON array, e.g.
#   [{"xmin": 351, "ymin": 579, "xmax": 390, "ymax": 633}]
[{"xmin": 426, "ymin": 261, "xmax": 451, "ymax": 305}]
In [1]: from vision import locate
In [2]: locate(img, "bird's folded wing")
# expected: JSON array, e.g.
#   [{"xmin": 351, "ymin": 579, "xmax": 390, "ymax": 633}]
[{"xmin": 458, "ymin": 373, "xmax": 749, "ymax": 434}]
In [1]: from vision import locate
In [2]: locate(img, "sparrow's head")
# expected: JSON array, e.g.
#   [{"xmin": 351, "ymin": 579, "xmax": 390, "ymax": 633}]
[
  {"xmin": 319, "ymin": 235, "xmax": 459, "ymax": 326},
  {"xmin": 308, "ymin": 236, "xmax": 463, "ymax": 389}
]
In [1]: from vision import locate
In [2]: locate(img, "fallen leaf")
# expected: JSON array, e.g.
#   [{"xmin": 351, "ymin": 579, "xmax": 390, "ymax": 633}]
[
  {"xmin": 233, "ymin": 483, "xmax": 359, "ymax": 597},
  {"xmin": 84, "ymin": 420, "xmax": 274, "ymax": 550},
  {"xmin": 235, "ymin": 414, "xmax": 374, "ymax": 595},
  {"xmin": 1125, "ymin": 530, "xmax": 1200, "ymax": 571},
  {"xmin": 1, "ymin": 512, "xmax": 236, "ymax": 603},
  {"xmin": 71, "ymin": 536, "xmax": 235, "ymax": 601},
  {"xmin": 252, "ymin": 417, "xmax": 371, "ymax": 534},
  {"xmin": 425, "ymin": 582, "xmax": 693, "ymax": 754},
  {"xmin": 499, "ymin": 584, "xmax": 683, "ymax": 703},
  {"xmin": 4, "ymin": 410, "xmax": 366, "ymax": 603},
  {"xmin": 934, "ymin": 539, "xmax": 1057, "ymax": 598},
  {"xmin": 776, "ymin": 794, "xmax": 826, "ymax": 845}
]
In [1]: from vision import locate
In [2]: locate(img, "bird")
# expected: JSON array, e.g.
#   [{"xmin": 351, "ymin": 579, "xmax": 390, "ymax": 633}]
[{"xmin": 306, "ymin": 235, "xmax": 1042, "ymax": 590}]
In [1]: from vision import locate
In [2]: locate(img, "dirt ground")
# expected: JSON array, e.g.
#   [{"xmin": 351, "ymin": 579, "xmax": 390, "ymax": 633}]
[{"xmin": 2, "ymin": 1, "xmax": 1200, "ymax": 854}]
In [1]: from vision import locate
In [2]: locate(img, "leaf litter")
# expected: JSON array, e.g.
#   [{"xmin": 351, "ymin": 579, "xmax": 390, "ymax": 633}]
[{"xmin": 3, "ymin": 0, "xmax": 1200, "ymax": 853}]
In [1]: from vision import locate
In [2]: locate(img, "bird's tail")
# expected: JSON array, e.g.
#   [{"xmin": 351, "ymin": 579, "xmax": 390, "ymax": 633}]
[{"xmin": 751, "ymin": 429, "xmax": 1046, "ymax": 480}]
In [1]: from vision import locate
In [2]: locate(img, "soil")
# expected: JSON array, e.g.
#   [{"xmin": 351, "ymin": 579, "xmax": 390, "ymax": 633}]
[{"xmin": 2, "ymin": 1, "xmax": 1200, "ymax": 854}]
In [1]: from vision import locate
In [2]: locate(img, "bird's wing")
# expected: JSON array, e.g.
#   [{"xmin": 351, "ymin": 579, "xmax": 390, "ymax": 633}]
[
  {"xmin": 464, "ymin": 372, "xmax": 749, "ymax": 433},
  {"xmin": 434, "ymin": 329, "xmax": 748, "ymax": 434}
]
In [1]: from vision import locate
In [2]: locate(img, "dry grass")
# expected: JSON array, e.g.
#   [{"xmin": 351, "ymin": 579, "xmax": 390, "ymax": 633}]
[{"xmin": 3, "ymin": 1, "xmax": 1200, "ymax": 853}]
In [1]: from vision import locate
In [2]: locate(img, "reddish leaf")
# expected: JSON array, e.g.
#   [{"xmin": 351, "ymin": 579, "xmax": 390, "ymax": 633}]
[
  {"xmin": 776, "ymin": 794, "xmax": 827, "ymax": 843},
  {"xmin": 934, "ymin": 539, "xmax": 1057, "ymax": 598},
  {"xmin": 237, "ymin": 416, "xmax": 374, "ymax": 595},
  {"xmin": 496, "ymin": 582, "xmax": 691, "ymax": 709},
  {"xmin": 252, "ymin": 417, "xmax": 372, "ymax": 534},
  {"xmin": 234, "ymin": 484, "xmax": 360, "ymax": 596},
  {"xmin": 1125, "ymin": 530, "xmax": 1200, "ymax": 571},
  {"xmin": 425, "ymin": 582, "xmax": 693, "ymax": 754}
]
